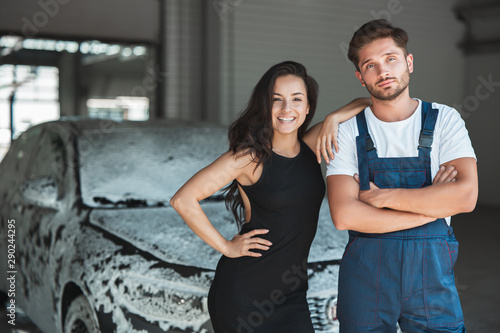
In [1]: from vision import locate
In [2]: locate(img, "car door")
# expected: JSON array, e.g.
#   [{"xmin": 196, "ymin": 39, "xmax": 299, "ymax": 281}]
[
  {"xmin": 13, "ymin": 127, "xmax": 69, "ymax": 322},
  {"xmin": 0, "ymin": 126, "xmax": 43, "ymax": 293}
]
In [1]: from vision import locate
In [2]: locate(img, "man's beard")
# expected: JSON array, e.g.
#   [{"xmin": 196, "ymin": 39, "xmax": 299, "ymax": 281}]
[{"xmin": 364, "ymin": 69, "xmax": 410, "ymax": 101}]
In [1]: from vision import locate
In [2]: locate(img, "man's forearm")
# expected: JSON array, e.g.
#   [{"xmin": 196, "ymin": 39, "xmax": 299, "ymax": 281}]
[
  {"xmin": 373, "ymin": 181, "xmax": 476, "ymax": 218},
  {"xmin": 368, "ymin": 158, "xmax": 478, "ymax": 218},
  {"xmin": 331, "ymin": 196, "xmax": 435, "ymax": 233},
  {"xmin": 328, "ymin": 175, "xmax": 435, "ymax": 234}
]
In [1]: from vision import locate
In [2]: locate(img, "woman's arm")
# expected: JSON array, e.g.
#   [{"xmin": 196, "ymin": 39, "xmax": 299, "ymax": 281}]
[
  {"xmin": 303, "ymin": 97, "xmax": 371, "ymax": 163},
  {"xmin": 170, "ymin": 151, "xmax": 272, "ymax": 258}
]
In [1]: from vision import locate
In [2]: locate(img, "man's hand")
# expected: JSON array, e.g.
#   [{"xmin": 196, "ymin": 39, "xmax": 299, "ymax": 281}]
[
  {"xmin": 353, "ymin": 174, "xmax": 383, "ymax": 208},
  {"xmin": 433, "ymin": 165, "xmax": 457, "ymax": 184}
]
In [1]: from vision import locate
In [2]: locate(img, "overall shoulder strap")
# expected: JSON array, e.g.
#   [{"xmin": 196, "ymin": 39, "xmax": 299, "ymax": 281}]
[
  {"xmin": 356, "ymin": 110, "xmax": 376, "ymax": 152},
  {"xmin": 355, "ymin": 110, "xmax": 373, "ymax": 191},
  {"xmin": 418, "ymin": 101, "xmax": 439, "ymax": 157}
]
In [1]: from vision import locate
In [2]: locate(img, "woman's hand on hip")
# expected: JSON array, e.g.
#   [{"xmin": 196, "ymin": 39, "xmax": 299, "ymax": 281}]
[{"xmin": 223, "ymin": 229, "xmax": 272, "ymax": 258}]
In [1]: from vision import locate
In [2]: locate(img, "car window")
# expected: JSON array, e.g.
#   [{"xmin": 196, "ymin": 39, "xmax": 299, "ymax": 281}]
[
  {"xmin": 1, "ymin": 126, "xmax": 43, "ymax": 177},
  {"xmin": 78, "ymin": 126, "xmax": 229, "ymax": 207},
  {"xmin": 28, "ymin": 129, "xmax": 67, "ymax": 196}
]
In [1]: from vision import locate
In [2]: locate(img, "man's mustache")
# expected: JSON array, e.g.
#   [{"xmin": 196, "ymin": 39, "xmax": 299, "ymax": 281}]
[{"xmin": 376, "ymin": 77, "xmax": 397, "ymax": 85}]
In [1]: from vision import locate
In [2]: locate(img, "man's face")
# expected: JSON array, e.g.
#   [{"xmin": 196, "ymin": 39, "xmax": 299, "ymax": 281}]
[{"xmin": 355, "ymin": 37, "xmax": 413, "ymax": 101}]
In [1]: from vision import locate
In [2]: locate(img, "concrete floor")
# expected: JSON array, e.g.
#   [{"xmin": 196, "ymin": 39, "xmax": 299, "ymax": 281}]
[
  {"xmin": 1, "ymin": 205, "xmax": 499, "ymax": 333},
  {"xmin": 452, "ymin": 204, "xmax": 500, "ymax": 332}
]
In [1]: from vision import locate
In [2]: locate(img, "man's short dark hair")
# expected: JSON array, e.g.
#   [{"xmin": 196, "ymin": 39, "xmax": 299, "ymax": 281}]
[{"xmin": 348, "ymin": 19, "xmax": 409, "ymax": 71}]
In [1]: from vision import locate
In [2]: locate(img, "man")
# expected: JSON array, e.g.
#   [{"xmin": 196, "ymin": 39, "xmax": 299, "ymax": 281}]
[{"xmin": 327, "ymin": 19, "xmax": 478, "ymax": 332}]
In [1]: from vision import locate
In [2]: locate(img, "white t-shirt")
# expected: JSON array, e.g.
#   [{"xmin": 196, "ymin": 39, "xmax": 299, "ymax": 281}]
[{"xmin": 326, "ymin": 99, "xmax": 476, "ymax": 225}]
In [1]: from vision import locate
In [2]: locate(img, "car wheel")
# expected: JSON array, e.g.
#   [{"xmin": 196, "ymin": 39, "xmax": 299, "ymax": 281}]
[{"xmin": 63, "ymin": 295, "xmax": 99, "ymax": 333}]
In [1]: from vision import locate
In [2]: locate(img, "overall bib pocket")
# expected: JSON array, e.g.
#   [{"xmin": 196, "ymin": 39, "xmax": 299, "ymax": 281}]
[{"xmin": 373, "ymin": 169, "xmax": 426, "ymax": 189}]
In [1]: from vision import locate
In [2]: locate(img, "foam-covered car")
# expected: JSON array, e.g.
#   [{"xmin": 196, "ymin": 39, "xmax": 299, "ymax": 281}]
[{"xmin": 0, "ymin": 119, "xmax": 347, "ymax": 332}]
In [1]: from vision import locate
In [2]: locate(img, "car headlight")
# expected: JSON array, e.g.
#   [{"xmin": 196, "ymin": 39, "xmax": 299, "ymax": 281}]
[
  {"xmin": 308, "ymin": 296, "xmax": 339, "ymax": 331},
  {"xmin": 116, "ymin": 273, "xmax": 210, "ymax": 324},
  {"xmin": 326, "ymin": 297, "xmax": 338, "ymax": 322}
]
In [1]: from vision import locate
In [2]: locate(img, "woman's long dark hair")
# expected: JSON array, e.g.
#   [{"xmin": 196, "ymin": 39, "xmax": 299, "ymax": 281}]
[{"xmin": 224, "ymin": 61, "xmax": 319, "ymax": 228}]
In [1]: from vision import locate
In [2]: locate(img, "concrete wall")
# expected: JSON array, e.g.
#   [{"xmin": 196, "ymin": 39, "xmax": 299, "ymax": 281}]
[
  {"xmin": 1, "ymin": 0, "xmax": 498, "ymax": 206},
  {"xmin": 162, "ymin": 0, "xmax": 222, "ymax": 123},
  {"xmin": 0, "ymin": 0, "xmax": 159, "ymax": 43},
  {"xmin": 463, "ymin": 53, "xmax": 500, "ymax": 207},
  {"xmin": 215, "ymin": 0, "xmax": 500, "ymax": 207},
  {"xmin": 0, "ymin": 0, "xmax": 160, "ymax": 118},
  {"xmin": 455, "ymin": 0, "xmax": 500, "ymax": 206},
  {"xmin": 218, "ymin": 0, "xmax": 465, "ymax": 125}
]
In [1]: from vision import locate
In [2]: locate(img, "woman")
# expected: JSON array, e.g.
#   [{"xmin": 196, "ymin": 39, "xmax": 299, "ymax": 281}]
[{"xmin": 170, "ymin": 61, "xmax": 368, "ymax": 332}]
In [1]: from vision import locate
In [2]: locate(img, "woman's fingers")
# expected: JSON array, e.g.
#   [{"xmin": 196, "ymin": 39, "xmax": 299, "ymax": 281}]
[
  {"xmin": 248, "ymin": 242, "xmax": 271, "ymax": 251},
  {"xmin": 226, "ymin": 229, "xmax": 272, "ymax": 258},
  {"xmin": 243, "ymin": 240, "xmax": 271, "ymax": 257},
  {"xmin": 315, "ymin": 137, "xmax": 324, "ymax": 164},
  {"xmin": 321, "ymin": 137, "xmax": 330, "ymax": 164},
  {"xmin": 242, "ymin": 230, "xmax": 272, "ymax": 247},
  {"xmin": 331, "ymin": 136, "xmax": 338, "ymax": 156},
  {"xmin": 316, "ymin": 134, "xmax": 336, "ymax": 164},
  {"xmin": 324, "ymin": 135, "xmax": 334, "ymax": 163},
  {"xmin": 244, "ymin": 250, "xmax": 263, "ymax": 257},
  {"xmin": 246, "ymin": 237, "xmax": 272, "ymax": 246},
  {"xmin": 243, "ymin": 229, "xmax": 270, "ymax": 240}
]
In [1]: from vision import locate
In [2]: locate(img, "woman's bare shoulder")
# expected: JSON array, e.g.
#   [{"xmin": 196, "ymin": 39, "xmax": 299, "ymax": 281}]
[
  {"xmin": 222, "ymin": 149, "xmax": 257, "ymax": 169},
  {"xmin": 223, "ymin": 149, "xmax": 262, "ymax": 185}
]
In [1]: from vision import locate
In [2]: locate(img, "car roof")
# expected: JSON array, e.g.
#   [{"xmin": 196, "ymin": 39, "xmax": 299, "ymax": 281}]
[{"xmin": 35, "ymin": 118, "xmax": 226, "ymax": 138}]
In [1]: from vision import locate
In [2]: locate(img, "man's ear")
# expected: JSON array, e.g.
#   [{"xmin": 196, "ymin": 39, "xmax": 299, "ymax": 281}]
[
  {"xmin": 407, "ymin": 53, "xmax": 414, "ymax": 73},
  {"xmin": 355, "ymin": 71, "xmax": 365, "ymax": 86}
]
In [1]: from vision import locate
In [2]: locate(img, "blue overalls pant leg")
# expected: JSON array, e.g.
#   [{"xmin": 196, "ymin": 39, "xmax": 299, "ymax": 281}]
[
  {"xmin": 337, "ymin": 102, "xmax": 465, "ymax": 333},
  {"xmin": 338, "ymin": 224, "xmax": 465, "ymax": 333}
]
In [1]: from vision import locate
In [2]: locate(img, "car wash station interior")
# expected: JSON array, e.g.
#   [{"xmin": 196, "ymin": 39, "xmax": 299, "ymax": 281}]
[{"xmin": 1, "ymin": 1, "xmax": 499, "ymax": 333}]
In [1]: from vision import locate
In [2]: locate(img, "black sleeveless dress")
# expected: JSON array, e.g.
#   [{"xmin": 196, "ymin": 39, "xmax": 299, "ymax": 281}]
[{"xmin": 208, "ymin": 140, "xmax": 325, "ymax": 332}]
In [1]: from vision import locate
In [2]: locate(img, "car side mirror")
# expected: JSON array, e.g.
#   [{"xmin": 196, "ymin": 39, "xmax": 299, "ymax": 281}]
[{"xmin": 18, "ymin": 176, "xmax": 60, "ymax": 209}]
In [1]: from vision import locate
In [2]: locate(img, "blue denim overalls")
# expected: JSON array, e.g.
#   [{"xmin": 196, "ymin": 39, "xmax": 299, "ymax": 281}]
[{"xmin": 337, "ymin": 102, "xmax": 465, "ymax": 333}]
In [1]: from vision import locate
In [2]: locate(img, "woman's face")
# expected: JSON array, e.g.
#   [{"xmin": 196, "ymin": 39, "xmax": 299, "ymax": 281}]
[{"xmin": 271, "ymin": 75, "xmax": 310, "ymax": 137}]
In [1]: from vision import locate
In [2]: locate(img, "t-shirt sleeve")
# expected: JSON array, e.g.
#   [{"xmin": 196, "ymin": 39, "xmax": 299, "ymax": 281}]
[
  {"xmin": 437, "ymin": 105, "xmax": 476, "ymax": 164},
  {"xmin": 326, "ymin": 118, "xmax": 359, "ymax": 177}
]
